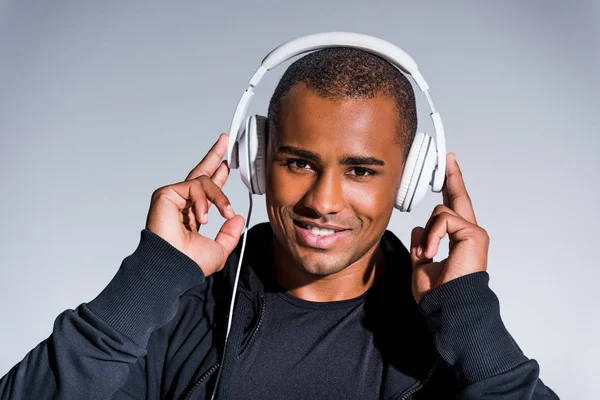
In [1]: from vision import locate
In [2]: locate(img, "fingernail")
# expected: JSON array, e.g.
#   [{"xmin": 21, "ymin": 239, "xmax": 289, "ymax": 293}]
[
  {"xmin": 226, "ymin": 205, "xmax": 234, "ymax": 215},
  {"xmin": 203, "ymin": 213, "xmax": 208, "ymax": 223},
  {"xmin": 416, "ymin": 246, "xmax": 423, "ymax": 258}
]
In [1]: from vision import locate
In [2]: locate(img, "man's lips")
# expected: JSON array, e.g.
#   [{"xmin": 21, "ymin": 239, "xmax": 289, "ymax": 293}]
[
  {"xmin": 293, "ymin": 220, "xmax": 351, "ymax": 249},
  {"xmin": 293, "ymin": 220, "xmax": 349, "ymax": 231}
]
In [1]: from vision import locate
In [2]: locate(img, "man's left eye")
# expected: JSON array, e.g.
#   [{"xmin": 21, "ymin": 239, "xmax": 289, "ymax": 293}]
[{"xmin": 349, "ymin": 167, "xmax": 374, "ymax": 177}]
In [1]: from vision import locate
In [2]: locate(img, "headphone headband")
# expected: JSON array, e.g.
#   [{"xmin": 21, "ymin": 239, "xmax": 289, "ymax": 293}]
[
  {"xmin": 227, "ymin": 32, "xmax": 446, "ymax": 192},
  {"xmin": 260, "ymin": 32, "xmax": 427, "ymax": 90}
]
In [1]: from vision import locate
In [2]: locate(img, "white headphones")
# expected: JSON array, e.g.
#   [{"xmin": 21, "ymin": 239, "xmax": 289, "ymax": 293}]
[{"xmin": 226, "ymin": 32, "xmax": 446, "ymax": 212}]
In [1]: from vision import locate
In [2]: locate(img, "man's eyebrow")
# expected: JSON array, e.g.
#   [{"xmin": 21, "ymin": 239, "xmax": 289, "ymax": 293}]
[
  {"xmin": 276, "ymin": 145, "xmax": 385, "ymax": 166},
  {"xmin": 340, "ymin": 156, "xmax": 385, "ymax": 166},
  {"xmin": 276, "ymin": 145, "xmax": 320, "ymax": 162}
]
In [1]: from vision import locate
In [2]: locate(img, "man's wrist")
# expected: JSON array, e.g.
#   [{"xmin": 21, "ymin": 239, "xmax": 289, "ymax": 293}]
[
  {"xmin": 88, "ymin": 229, "xmax": 205, "ymax": 346},
  {"xmin": 418, "ymin": 272, "xmax": 529, "ymax": 384}
]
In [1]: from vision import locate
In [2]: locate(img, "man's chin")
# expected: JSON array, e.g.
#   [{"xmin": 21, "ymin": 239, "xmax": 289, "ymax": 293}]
[{"xmin": 291, "ymin": 248, "xmax": 351, "ymax": 277}]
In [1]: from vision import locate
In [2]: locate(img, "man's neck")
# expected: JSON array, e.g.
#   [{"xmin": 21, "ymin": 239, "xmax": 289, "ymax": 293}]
[{"xmin": 272, "ymin": 241, "xmax": 385, "ymax": 302}]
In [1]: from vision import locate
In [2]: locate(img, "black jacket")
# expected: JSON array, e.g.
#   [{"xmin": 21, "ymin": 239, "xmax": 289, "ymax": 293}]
[{"xmin": 0, "ymin": 223, "xmax": 559, "ymax": 399}]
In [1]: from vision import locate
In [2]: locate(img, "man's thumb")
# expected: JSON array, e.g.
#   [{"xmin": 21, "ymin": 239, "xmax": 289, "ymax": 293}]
[{"xmin": 214, "ymin": 215, "xmax": 246, "ymax": 256}]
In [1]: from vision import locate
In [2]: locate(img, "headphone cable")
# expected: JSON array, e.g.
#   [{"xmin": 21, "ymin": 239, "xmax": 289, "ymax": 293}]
[{"xmin": 210, "ymin": 191, "xmax": 253, "ymax": 400}]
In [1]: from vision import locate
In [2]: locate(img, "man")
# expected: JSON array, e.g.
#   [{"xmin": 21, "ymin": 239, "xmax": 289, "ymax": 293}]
[{"xmin": 0, "ymin": 48, "xmax": 558, "ymax": 399}]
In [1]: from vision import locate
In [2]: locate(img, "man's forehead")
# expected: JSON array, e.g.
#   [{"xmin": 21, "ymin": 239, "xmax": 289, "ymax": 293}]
[
  {"xmin": 279, "ymin": 84, "xmax": 398, "ymax": 119},
  {"xmin": 273, "ymin": 85, "xmax": 403, "ymax": 153}
]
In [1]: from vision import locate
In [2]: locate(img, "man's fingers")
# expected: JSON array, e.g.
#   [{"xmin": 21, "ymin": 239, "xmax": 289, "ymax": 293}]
[
  {"xmin": 186, "ymin": 133, "xmax": 229, "ymax": 181},
  {"xmin": 168, "ymin": 180, "xmax": 209, "ymax": 225},
  {"xmin": 445, "ymin": 153, "xmax": 477, "ymax": 225},
  {"xmin": 422, "ymin": 214, "xmax": 450, "ymax": 260},
  {"xmin": 420, "ymin": 204, "xmax": 459, "ymax": 251},
  {"xmin": 211, "ymin": 160, "xmax": 230, "ymax": 189},
  {"xmin": 158, "ymin": 175, "xmax": 234, "ymax": 228},
  {"xmin": 422, "ymin": 211, "xmax": 473, "ymax": 260},
  {"xmin": 410, "ymin": 226, "xmax": 429, "ymax": 267},
  {"xmin": 442, "ymin": 178, "xmax": 451, "ymax": 209},
  {"xmin": 189, "ymin": 182, "xmax": 209, "ymax": 225},
  {"xmin": 414, "ymin": 204, "xmax": 470, "ymax": 262},
  {"xmin": 214, "ymin": 215, "xmax": 246, "ymax": 256},
  {"xmin": 197, "ymin": 176, "xmax": 235, "ymax": 220}
]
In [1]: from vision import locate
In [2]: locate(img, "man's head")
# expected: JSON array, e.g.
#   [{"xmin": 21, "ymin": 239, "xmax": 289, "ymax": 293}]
[{"xmin": 265, "ymin": 47, "xmax": 417, "ymax": 278}]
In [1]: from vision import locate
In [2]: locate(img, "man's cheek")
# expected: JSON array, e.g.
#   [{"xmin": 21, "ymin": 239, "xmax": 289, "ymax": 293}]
[
  {"xmin": 348, "ymin": 186, "xmax": 390, "ymax": 212},
  {"xmin": 349, "ymin": 190, "xmax": 395, "ymax": 230},
  {"xmin": 267, "ymin": 171, "xmax": 288, "ymax": 205},
  {"xmin": 272, "ymin": 173, "xmax": 309, "ymax": 205}
]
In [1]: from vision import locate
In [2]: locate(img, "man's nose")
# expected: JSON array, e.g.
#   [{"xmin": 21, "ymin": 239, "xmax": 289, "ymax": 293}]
[{"xmin": 302, "ymin": 171, "xmax": 345, "ymax": 217}]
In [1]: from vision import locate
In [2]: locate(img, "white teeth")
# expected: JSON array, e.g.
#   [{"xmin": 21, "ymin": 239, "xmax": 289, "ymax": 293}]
[{"xmin": 308, "ymin": 226, "xmax": 335, "ymax": 236}]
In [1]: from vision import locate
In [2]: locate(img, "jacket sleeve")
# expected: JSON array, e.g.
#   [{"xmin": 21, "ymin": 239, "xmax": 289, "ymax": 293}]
[
  {"xmin": 0, "ymin": 229, "xmax": 205, "ymax": 399},
  {"xmin": 418, "ymin": 272, "xmax": 560, "ymax": 399}
]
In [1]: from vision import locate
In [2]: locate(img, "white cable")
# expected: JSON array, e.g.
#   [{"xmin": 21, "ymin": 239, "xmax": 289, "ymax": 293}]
[{"xmin": 210, "ymin": 192, "xmax": 253, "ymax": 400}]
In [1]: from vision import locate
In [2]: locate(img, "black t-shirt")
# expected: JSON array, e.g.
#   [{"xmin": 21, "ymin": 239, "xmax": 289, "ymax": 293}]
[{"xmin": 226, "ymin": 288, "xmax": 384, "ymax": 399}]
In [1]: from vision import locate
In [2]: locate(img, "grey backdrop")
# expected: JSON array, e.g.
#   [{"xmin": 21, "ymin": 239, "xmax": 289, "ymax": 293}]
[{"xmin": 1, "ymin": 1, "xmax": 598, "ymax": 398}]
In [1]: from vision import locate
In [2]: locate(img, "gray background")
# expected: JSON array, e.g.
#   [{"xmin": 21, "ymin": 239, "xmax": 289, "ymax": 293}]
[{"xmin": 1, "ymin": 1, "xmax": 598, "ymax": 397}]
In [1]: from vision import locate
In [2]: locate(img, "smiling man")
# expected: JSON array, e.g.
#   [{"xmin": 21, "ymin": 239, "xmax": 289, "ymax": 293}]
[
  {"xmin": 268, "ymin": 84, "xmax": 402, "ymax": 298},
  {"xmin": 0, "ymin": 48, "xmax": 558, "ymax": 399}
]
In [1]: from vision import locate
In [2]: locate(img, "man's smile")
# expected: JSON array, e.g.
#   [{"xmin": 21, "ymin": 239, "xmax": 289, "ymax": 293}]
[
  {"xmin": 293, "ymin": 219, "xmax": 351, "ymax": 249},
  {"xmin": 293, "ymin": 219, "xmax": 348, "ymax": 234}
]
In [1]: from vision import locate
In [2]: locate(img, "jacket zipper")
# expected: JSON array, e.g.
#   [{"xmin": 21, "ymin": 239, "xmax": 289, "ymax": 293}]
[
  {"xmin": 180, "ymin": 292, "xmax": 265, "ymax": 399},
  {"xmin": 398, "ymin": 362, "xmax": 437, "ymax": 400},
  {"xmin": 179, "ymin": 362, "xmax": 220, "ymax": 400},
  {"xmin": 238, "ymin": 292, "xmax": 265, "ymax": 358}
]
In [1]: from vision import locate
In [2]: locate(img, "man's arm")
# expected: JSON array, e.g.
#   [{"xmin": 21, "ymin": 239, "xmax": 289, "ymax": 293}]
[
  {"xmin": 1, "ymin": 133, "xmax": 244, "ymax": 398},
  {"xmin": 0, "ymin": 229, "xmax": 205, "ymax": 399},
  {"xmin": 418, "ymin": 272, "xmax": 559, "ymax": 399},
  {"xmin": 410, "ymin": 153, "xmax": 558, "ymax": 398}
]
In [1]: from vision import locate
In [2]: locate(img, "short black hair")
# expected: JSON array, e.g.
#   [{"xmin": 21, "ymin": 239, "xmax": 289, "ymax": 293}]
[{"xmin": 267, "ymin": 47, "xmax": 417, "ymax": 159}]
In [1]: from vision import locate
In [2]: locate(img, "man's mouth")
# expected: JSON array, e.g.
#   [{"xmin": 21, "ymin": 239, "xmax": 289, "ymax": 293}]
[
  {"xmin": 292, "ymin": 220, "xmax": 350, "ymax": 248},
  {"xmin": 294, "ymin": 220, "xmax": 347, "ymax": 235}
]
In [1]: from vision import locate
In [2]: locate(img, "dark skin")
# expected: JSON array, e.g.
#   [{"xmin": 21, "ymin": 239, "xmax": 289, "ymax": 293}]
[
  {"xmin": 265, "ymin": 84, "xmax": 404, "ymax": 301},
  {"xmin": 145, "ymin": 85, "xmax": 489, "ymax": 304}
]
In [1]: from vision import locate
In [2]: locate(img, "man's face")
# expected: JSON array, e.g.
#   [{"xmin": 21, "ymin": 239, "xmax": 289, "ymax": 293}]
[{"xmin": 266, "ymin": 84, "xmax": 406, "ymax": 276}]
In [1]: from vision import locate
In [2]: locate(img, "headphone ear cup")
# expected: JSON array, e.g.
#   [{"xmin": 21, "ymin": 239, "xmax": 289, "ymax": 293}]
[
  {"xmin": 251, "ymin": 115, "xmax": 268, "ymax": 195},
  {"xmin": 396, "ymin": 132, "xmax": 436, "ymax": 211},
  {"xmin": 236, "ymin": 116, "xmax": 253, "ymax": 193},
  {"xmin": 237, "ymin": 115, "xmax": 268, "ymax": 194}
]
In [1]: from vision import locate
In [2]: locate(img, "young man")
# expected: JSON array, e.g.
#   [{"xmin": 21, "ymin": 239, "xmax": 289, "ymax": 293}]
[{"xmin": 0, "ymin": 49, "xmax": 558, "ymax": 399}]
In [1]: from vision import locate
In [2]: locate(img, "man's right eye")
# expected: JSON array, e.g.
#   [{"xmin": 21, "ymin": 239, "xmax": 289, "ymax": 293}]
[{"xmin": 285, "ymin": 159, "xmax": 313, "ymax": 171}]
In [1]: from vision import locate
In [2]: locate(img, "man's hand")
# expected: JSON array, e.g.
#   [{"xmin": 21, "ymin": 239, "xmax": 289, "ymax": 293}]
[
  {"xmin": 145, "ymin": 133, "xmax": 245, "ymax": 277},
  {"xmin": 410, "ymin": 153, "xmax": 489, "ymax": 303}
]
